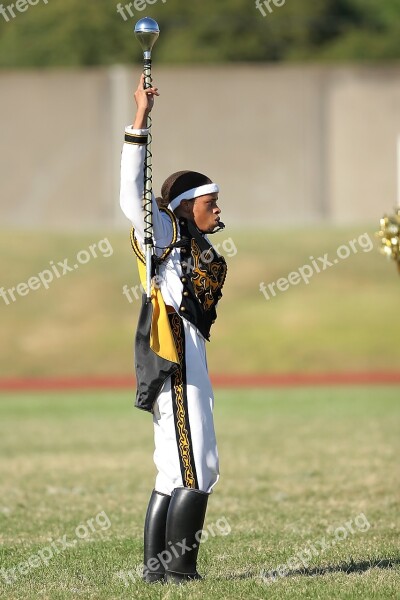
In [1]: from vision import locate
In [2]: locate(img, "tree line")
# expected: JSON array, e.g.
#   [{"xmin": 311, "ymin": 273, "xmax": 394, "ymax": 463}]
[{"xmin": 0, "ymin": 0, "xmax": 400, "ymax": 68}]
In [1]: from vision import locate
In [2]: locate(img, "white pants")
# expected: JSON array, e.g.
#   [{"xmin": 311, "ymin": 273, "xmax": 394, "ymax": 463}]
[{"xmin": 152, "ymin": 316, "xmax": 219, "ymax": 495}]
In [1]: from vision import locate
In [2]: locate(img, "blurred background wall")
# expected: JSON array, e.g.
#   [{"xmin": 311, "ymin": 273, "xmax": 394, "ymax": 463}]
[{"xmin": 1, "ymin": 65, "xmax": 400, "ymax": 229}]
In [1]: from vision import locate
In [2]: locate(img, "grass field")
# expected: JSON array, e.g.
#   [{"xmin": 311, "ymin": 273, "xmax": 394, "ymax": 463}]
[
  {"xmin": 1, "ymin": 225, "xmax": 400, "ymax": 378},
  {"xmin": 0, "ymin": 388, "xmax": 399, "ymax": 599}
]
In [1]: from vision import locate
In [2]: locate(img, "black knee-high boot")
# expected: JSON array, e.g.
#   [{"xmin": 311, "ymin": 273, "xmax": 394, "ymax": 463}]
[
  {"xmin": 143, "ymin": 489, "xmax": 171, "ymax": 583},
  {"xmin": 164, "ymin": 487, "xmax": 209, "ymax": 583}
]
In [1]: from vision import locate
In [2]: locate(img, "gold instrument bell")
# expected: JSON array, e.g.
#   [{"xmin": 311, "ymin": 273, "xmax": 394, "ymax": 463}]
[{"xmin": 376, "ymin": 208, "xmax": 400, "ymax": 274}]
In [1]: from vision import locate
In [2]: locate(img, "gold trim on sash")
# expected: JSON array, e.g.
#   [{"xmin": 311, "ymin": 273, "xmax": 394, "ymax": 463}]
[{"xmin": 130, "ymin": 207, "xmax": 179, "ymax": 364}]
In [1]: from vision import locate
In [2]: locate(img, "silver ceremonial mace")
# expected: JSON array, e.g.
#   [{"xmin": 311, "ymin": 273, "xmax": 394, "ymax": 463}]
[{"xmin": 134, "ymin": 17, "xmax": 160, "ymax": 301}]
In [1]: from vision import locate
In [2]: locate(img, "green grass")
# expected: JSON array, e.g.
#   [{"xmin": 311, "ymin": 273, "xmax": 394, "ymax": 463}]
[
  {"xmin": 0, "ymin": 388, "xmax": 399, "ymax": 599},
  {"xmin": 0, "ymin": 225, "xmax": 399, "ymax": 377}
]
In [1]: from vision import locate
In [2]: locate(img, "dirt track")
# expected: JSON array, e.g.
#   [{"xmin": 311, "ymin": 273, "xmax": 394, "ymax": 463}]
[{"xmin": 1, "ymin": 372, "xmax": 400, "ymax": 392}]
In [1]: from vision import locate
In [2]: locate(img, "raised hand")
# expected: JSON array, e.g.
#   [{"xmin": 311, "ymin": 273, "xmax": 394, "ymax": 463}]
[{"xmin": 133, "ymin": 73, "xmax": 159, "ymax": 128}]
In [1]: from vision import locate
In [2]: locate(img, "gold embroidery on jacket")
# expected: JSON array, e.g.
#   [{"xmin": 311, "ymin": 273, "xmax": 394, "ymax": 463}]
[{"xmin": 190, "ymin": 240, "xmax": 227, "ymax": 311}]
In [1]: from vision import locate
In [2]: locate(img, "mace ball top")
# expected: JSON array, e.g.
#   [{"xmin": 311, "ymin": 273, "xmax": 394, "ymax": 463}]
[
  {"xmin": 134, "ymin": 17, "xmax": 160, "ymax": 54},
  {"xmin": 134, "ymin": 17, "xmax": 160, "ymax": 35}
]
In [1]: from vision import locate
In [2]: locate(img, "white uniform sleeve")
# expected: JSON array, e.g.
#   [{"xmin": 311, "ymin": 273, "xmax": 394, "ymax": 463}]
[{"xmin": 120, "ymin": 125, "xmax": 173, "ymax": 246}]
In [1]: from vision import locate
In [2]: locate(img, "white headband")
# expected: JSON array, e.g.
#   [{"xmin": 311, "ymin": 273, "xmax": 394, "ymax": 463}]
[{"xmin": 168, "ymin": 183, "xmax": 219, "ymax": 211}]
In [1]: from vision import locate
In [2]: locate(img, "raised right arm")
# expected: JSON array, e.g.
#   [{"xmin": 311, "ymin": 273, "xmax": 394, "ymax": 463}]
[
  {"xmin": 119, "ymin": 74, "xmax": 173, "ymax": 245},
  {"xmin": 119, "ymin": 127, "xmax": 150, "ymax": 242}
]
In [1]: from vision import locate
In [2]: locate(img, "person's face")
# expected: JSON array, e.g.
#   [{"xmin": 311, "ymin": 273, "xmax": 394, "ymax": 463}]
[{"xmin": 181, "ymin": 193, "xmax": 221, "ymax": 233}]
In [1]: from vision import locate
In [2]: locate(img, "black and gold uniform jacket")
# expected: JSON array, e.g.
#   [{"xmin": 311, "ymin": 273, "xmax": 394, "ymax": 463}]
[{"xmin": 131, "ymin": 212, "xmax": 227, "ymax": 413}]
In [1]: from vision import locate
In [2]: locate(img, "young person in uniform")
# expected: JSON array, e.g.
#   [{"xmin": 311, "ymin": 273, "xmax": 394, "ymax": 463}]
[{"xmin": 120, "ymin": 74, "xmax": 227, "ymax": 584}]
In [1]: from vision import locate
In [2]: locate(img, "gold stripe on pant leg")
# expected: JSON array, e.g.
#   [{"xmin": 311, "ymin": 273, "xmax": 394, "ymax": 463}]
[{"xmin": 169, "ymin": 313, "xmax": 199, "ymax": 489}]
